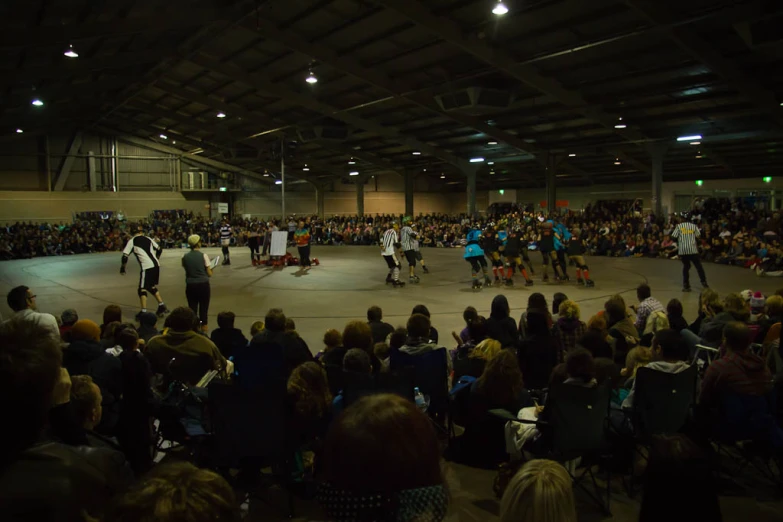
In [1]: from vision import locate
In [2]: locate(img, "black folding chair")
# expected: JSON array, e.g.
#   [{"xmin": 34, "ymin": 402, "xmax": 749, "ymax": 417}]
[
  {"xmin": 208, "ymin": 382, "xmax": 295, "ymax": 517},
  {"xmin": 492, "ymin": 382, "xmax": 613, "ymax": 515}
]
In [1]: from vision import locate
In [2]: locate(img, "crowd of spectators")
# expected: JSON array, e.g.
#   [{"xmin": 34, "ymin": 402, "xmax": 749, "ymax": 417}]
[
  {"xmin": 2, "ymin": 270, "xmax": 781, "ymax": 521},
  {"xmin": 4, "ymin": 198, "xmax": 783, "ymax": 279}
]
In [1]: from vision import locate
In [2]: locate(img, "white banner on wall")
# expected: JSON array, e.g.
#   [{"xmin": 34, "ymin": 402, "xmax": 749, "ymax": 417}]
[{"xmin": 217, "ymin": 202, "xmax": 229, "ymax": 214}]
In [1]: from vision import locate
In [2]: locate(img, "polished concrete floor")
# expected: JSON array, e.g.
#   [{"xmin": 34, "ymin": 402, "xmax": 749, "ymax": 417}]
[
  {"xmin": 2, "ymin": 245, "xmax": 783, "ymax": 352},
  {"xmin": 2, "ymin": 247, "xmax": 782, "ymax": 520}
]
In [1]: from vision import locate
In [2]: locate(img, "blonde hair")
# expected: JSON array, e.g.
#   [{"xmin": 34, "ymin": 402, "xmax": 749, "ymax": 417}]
[
  {"xmin": 470, "ymin": 338, "xmax": 502, "ymax": 361},
  {"xmin": 500, "ymin": 459, "xmax": 577, "ymax": 522},
  {"xmin": 625, "ymin": 346, "xmax": 653, "ymax": 378},
  {"xmin": 766, "ymin": 295, "xmax": 783, "ymax": 316},
  {"xmin": 643, "ymin": 310, "xmax": 670, "ymax": 336},
  {"xmin": 250, "ymin": 321, "xmax": 265, "ymax": 337},
  {"xmin": 558, "ymin": 300, "xmax": 580, "ymax": 320}
]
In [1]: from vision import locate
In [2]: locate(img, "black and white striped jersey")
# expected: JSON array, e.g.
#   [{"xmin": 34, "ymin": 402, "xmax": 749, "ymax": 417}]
[
  {"xmin": 220, "ymin": 225, "xmax": 232, "ymax": 241},
  {"xmin": 382, "ymin": 229, "xmax": 398, "ymax": 256},
  {"xmin": 122, "ymin": 235, "xmax": 161, "ymax": 270},
  {"xmin": 671, "ymin": 222, "xmax": 700, "ymax": 255},
  {"xmin": 400, "ymin": 225, "xmax": 416, "ymax": 251}
]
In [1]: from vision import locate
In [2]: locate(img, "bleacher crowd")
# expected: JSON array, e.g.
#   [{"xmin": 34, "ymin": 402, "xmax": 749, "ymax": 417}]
[
  {"xmin": 1, "ymin": 273, "xmax": 781, "ymax": 521},
  {"xmin": 4, "ymin": 198, "xmax": 783, "ymax": 276}
]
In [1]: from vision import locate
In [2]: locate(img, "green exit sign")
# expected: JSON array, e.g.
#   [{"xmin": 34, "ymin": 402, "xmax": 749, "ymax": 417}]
[
  {"xmin": 695, "ymin": 180, "xmax": 703, "ymax": 186},
  {"xmin": 499, "ymin": 189, "xmax": 505, "ymax": 195},
  {"xmin": 763, "ymin": 176, "xmax": 772, "ymax": 183}
]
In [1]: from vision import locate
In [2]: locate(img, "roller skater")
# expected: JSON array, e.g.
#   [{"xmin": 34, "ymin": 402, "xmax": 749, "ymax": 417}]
[
  {"xmin": 482, "ymin": 223, "xmax": 504, "ymax": 285},
  {"xmin": 120, "ymin": 226, "xmax": 169, "ymax": 318},
  {"xmin": 247, "ymin": 224, "xmax": 262, "ymax": 266},
  {"xmin": 381, "ymin": 222, "xmax": 405, "ymax": 287},
  {"xmin": 412, "ymin": 223, "xmax": 429, "ymax": 274},
  {"xmin": 567, "ymin": 227, "xmax": 595, "ymax": 287},
  {"xmin": 537, "ymin": 219, "xmax": 563, "ymax": 283},
  {"xmin": 465, "ymin": 228, "xmax": 492, "ymax": 290},
  {"xmin": 503, "ymin": 225, "xmax": 534, "ymax": 287},
  {"xmin": 400, "ymin": 217, "xmax": 420, "ymax": 283},
  {"xmin": 553, "ymin": 219, "xmax": 571, "ymax": 282},
  {"xmin": 219, "ymin": 219, "xmax": 232, "ymax": 266}
]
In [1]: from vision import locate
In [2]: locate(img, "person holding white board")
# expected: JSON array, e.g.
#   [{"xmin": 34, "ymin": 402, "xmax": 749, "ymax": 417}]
[{"xmin": 182, "ymin": 234, "xmax": 214, "ymax": 333}]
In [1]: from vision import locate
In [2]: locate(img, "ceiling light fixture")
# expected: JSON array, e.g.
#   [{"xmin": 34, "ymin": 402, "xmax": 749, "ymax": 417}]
[
  {"xmin": 275, "ymin": 180, "xmax": 282, "ymax": 185},
  {"xmin": 490, "ymin": 170, "xmax": 496, "ymax": 175},
  {"xmin": 568, "ymin": 153, "xmax": 576, "ymax": 157},
  {"xmin": 348, "ymin": 158, "xmax": 355, "ymax": 164},
  {"xmin": 690, "ymin": 142, "xmax": 701, "ymax": 146},
  {"xmin": 487, "ymin": 141, "xmax": 498, "ymax": 145},
  {"xmin": 695, "ymin": 155, "xmax": 703, "ymax": 159},
  {"xmin": 487, "ymin": 161, "xmax": 494, "ymax": 165},
  {"xmin": 614, "ymin": 158, "xmax": 621, "ymax": 165},
  {"xmin": 440, "ymin": 174, "xmax": 445, "ymax": 179},
  {"xmin": 159, "ymin": 134, "xmax": 168, "ymax": 140},
  {"xmin": 64, "ymin": 45, "xmax": 78, "ymax": 58},
  {"xmin": 31, "ymin": 99, "xmax": 44, "ymax": 107},
  {"xmin": 614, "ymin": 117, "xmax": 627, "ymax": 129},
  {"xmin": 15, "ymin": 128, "xmax": 23, "ymax": 134},
  {"xmin": 677, "ymin": 134, "xmax": 702, "ymax": 141},
  {"xmin": 216, "ymin": 112, "xmax": 226, "ymax": 118},
  {"xmin": 492, "ymin": 0, "xmax": 509, "ymax": 15},
  {"xmin": 412, "ymin": 151, "xmax": 421, "ymax": 155},
  {"xmin": 349, "ymin": 171, "xmax": 359, "ymax": 176},
  {"xmin": 469, "ymin": 157, "xmax": 484, "ymax": 163},
  {"xmin": 303, "ymin": 164, "xmax": 309, "ymax": 171},
  {"xmin": 263, "ymin": 172, "xmax": 270, "ymax": 177},
  {"xmin": 305, "ymin": 69, "xmax": 318, "ymax": 84}
]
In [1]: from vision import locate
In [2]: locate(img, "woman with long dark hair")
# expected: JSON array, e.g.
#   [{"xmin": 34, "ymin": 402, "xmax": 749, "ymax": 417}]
[{"xmin": 486, "ymin": 294, "xmax": 519, "ymax": 349}]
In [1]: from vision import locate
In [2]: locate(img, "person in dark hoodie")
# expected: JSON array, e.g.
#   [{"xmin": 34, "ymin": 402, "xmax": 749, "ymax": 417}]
[
  {"xmin": 210, "ymin": 311, "xmax": 248, "ymax": 359},
  {"xmin": 518, "ymin": 310, "xmax": 560, "ymax": 390},
  {"xmin": 135, "ymin": 311, "xmax": 159, "ymax": 344},
  {"xmin": 63, "ymin": 319, "xmax": 123, "ymax": 436},
  {"xmin": 485, "ymin": 294, "xmax": 519, "ymax": 350}
]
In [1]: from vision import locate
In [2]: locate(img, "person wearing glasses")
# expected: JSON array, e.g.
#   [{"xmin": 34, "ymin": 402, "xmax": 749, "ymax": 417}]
[{"xmin": 5, "ymin": 285, "xmax": 59, "ymax": 338}]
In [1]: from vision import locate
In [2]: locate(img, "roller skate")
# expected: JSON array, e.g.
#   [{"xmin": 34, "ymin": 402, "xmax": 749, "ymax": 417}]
[
  {"xmin": 385, "ymin": 274, "xmax": 393, "ymax": 285},
  {"xmin": 543, "ymin": 274, "xmax": 549, "ymax": 283},
  {"xmin": 585, "ymin": 279, "xmax": 595, "ymax": 288},
  {"xmin": 423, "ymin": 266, "xmax": 430, "ymax": 274},
  {"xmin": 494, "ymin": 276, "xmax": 502, "ymax": 286},
  {"xmin": 484, "ymin": 275, "xmax": 493, "ymax": 287},
  {"xmin": 410, "ymin": 275, "xmax": 420, "ymax": 284},
  {"xmin": 505, "ymin": 278, "xmax": 514, "ymax": 287},
  {"xmin": 392, "ymin": 280, "xmax": 406, "ymax": 288},
  {"xmin": 576, "ymin": 278, "xmax": 585, "ymax": 286},
  {"xmin": 525, "ymin": 279, "xmax": 534, "ymax": 287},
  {"xmin": 559, "ymin": 274, "xmax": 570, "ymax": 283},
  {"xmin": 472, "ymin": 279, "xmax": 482, "ymax": 291},
  {"xmin": 156, "ymin": 304, "xmax": 170, "ymax": 317}
]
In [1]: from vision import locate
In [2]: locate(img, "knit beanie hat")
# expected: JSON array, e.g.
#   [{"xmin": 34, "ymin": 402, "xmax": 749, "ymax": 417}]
[
  {"xmin": 70, "ymin": 319, "xmax": 101, "ymax": 342},
  {"xmin": 751, "ymin": 291, "xmax": 766, "ymax": 310},
  {"xmin": 188, "ymin": 234, "xmax": 201, "ymax": 247}
]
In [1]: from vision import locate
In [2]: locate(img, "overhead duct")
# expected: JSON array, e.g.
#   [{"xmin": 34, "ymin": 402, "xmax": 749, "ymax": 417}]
[
  {"xmin": 297, "ymin": 126, "xmax": 351, "ymax": 142},
  {"xmin": 435, "ymin": 87, "xmax": 514, "ymax": 114}
]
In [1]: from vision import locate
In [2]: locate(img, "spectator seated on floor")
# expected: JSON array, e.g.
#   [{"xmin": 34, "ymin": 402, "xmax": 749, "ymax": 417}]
[
  {"xmin": 553, "ymin": 300, "xmax": 586, "ymax": 355},
  {"xmin": 105, "ymin": 462, "xmax": 240, "ymax": 522},
  {"xmin": 6, "ymin": 285, "xmax": 59, "ymax": 338},
  {"xmin": 333, "ymin": 348, "xmax": 374, "ymax": 415},
  {"xmin": 210, "ymin": 311, "xmax": 247, "ymax": 359},
  {"xmin": 631, "ymin": 283, "xmax": 664, "ymax": 334},
  {"xmin": 318, "ymin": 394, "xmax": 448, "ymax": 522},
  {"xmin": 486, "ymin": 295, "xmax": 520, "ymax": 350},
  {"xmin": 343, "ymin": 320, "xmax": 382, "ymax": 373},
  {"xmin": 499, "ymin": 459, "xmax": 577, "ymax": 522},
  {"xmin": 666, "ymin": 298, "xmax": 689, "ymax": 333},
  {"xmin": 605, "ymin": 296, "xmax": 640, "ymax": 365},
  {"xmin": 640, "ymin": 309, "xmax": 670, "ymax": 348},
  {"xmin": 367, "ymin": 305, "xmax": 394, "ymax": 345},
  {"xmin": 519, "ymin": 310, "xmax": 560, "ymax": 391},
  {"xmin": 287, "ymin": 362, "xmax": 333, "ymax": 450},
  {"xmin": 69, "ymin": 375, "xmax": 120, "ymax": 451},
  {"xmin": 316, "ymin": 328, "xmax": 345, "ymax": 365},
  {"xmin": 146, "ymin": 307, "xmax": 229, "ymax": 385},
  {"xmin": 621, "ymin": 346, "xmax": 653, "ymax": 388},
  {"xmin": 0, "ymin": 319, "xmax": 132, "ymax": 522},
  {"xmin": 622, "ymin": 329, "xmax": 690, "ymax": 409},
  {"xmin": 411, "ymin": 304, "xmax": 439, "ymax": 343},
  {"xmin": 518, "ymin": 293, "xmax": 549, "ymax": 339},
  {"xmin": 453, "ymin": 338, "xmax": 501, "ymax": 380},
  {"xmin": 399, "ymin": 313, "xmax": 451, "ymax": 373},
  {"xmin": 135, "ymin": 311, "xmax": 159, "ymax": 344},
  {"xmin": 100, "ymin": 304, "xmax": 123, "ymax": 340},
  {"xmin": 63, "ymin": 319, "xmax": 123, "ymax": 435},
  {"xmin": 60, "ymin": 308, "xmax": 79, "ymax": 342},
  {"xmin": 456, "ymin": 305, "xmax": 478, "ymax": 344},
  {"xmin": 551, "ymin": 293, "xmax": 568, "ymax": 322}
]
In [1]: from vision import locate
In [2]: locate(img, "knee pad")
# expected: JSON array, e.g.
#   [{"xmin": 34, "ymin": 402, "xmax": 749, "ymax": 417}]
[
  {"xmin": 149, "ymin": 286, "xmax": 158, "ymax": 295},
  {"xmin": 138, "ymin": 289, "xmax": 147, "ymax": 297},
  {"xmin": 581, "ymin": 264, "xmax": 589, "ymax": 271}
]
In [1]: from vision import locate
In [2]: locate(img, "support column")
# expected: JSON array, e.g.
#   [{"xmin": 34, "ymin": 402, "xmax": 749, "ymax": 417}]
[
  {"xmin": 356, "ymin": 178, "xmax": 365, "ymax": 217},
  {"xmin": 87, "ymin": 151, "xmax": 97, "ymax": 192},
  {"xmin": 545, "ymin": 153, "xmax": 557, "ymax": 214},
  {"xmin": 315, "ymin": 184, "xmax": 326, "ymax": 218},
  {"xmin": 648, "ymin": 143, "xmax": 668, "ymax": 217},
  {"xmin": 465, "ymin": 168, "xmax": 477, "ymax": 216},
  {"xmin": 404, "ymin": 170, "xmax": 415, "ymax": 217}
]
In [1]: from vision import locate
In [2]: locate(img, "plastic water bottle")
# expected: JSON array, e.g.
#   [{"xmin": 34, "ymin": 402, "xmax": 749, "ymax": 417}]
[{"xmin": 414, "ymin": 387, "xmax": 426, "ymax": 412}]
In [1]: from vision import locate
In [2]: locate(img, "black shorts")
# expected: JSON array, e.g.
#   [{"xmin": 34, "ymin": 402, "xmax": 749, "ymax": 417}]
[
  {"xmin": 404, "ymin": 250, "xmax": 417, "ymax": 266},
  {"xmin": 383, "ymin": 255, "xmax": 399, "ymax": 269},
  {"xmin": 139, "ymin": 267, "xmax": 160, "ymax": 291},
  {"xmin": 467, "ymin": 255, "xmax": 487, "ymax": 273},
  {"xmin": 415, "ymin": 251, "xmax": 423, "ymax": 261},
  {"xmin": 540, "ymin": 250, "xmax": 552, "ymax": 264}
]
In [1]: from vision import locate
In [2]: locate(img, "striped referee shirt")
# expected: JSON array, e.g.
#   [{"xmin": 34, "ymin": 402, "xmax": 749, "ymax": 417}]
[
  {"xmin": 220, "ymin": 225, "xmax": 232, "ymax": 241},
  {"xmin": 382, "ymin": 228, "xmax": 398, "ymax": 256},
  {"xmin": 122, "ymin": 235, "xmax": 161, "ymax": 270},
  {"xmin": 400, "ymin": 225, "xmax": 416, "ymax": 251},
  {"xmin": 671, "ymin": 221, "xmax": 700, "ymax": 255}
]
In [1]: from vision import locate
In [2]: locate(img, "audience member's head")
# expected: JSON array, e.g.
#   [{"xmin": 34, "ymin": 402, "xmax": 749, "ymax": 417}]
[
  {"xmin": 389, "ymin": 327, "xmax": 408, "ymax": 351},
  {"xmin": 105, "ymin": 462, "xmax": 240, "ymax": 522},
  {"xmin": 724, "ymin": 293, "xmax": 750, "ymax": 322},
  {"xmin": 652, "ymin": 329, "xmax": 688, "ymax": 361},
  {"xmin": 117, "ymin": 326, "xmax": 140, "ymax": 352},
  {"xmin": 467, "ymin": 315, "xmax": 487, "ymax": 342},
  {"xmin": 765, "ymin": 295, "xmax": 783, "ymax": 317},
  {"xmin": 344, "ymin": 348, "xmax": 372, "ymax": 374},
  {"xmin": 558, "ymin": 300, "xmax": 580, "ymax": 320},
  {"xmin": 264, "ymin": 308, "xmax": 286, "ymax": 332},
  {"xmin": 70, "ymin": 319, "xmax": 101, "ymax": 342},
  {"xmin": 666, "ymin": 298, "xmax": 684, "ymax": 321},
  {"xmin": 723, "ymin": 321, "xmax": 752, "ymax": 353},
  {"xmin": 549, "ymin": 363, "xmax": 568, "ymax": 386},
  {"xmin": 61, "ymin": 309, "xmax": 79, "ymax": 327},
  {"xmin": 323, "ymin": 328, "xmax": 342, "ymax": 350},
  {"xmin": 462, "ymin": 306, "xmax": 478, "ymax": 326},
  {"xmin": 373, "ymin": 342, "xmax": 390, "ymax": 362},
  {"xmin": 639, "ymin": 435, "xmax": 721, "ymax": 522},
  {"xmin": 287, "ymin": 362, "xmax": 332, "ymax": 419},
  {"xmin": 587, "ymin": 314, "xmax": 608, "ymax": 336},
  {"xmin": 411, "ymin": 304, "xmax": 431, "ymax": 318},
  {"xmin": 469, "ymin": 338, "xmax": 502, "ymax": 361},
  {"xmin": 491, "ymin": 294, "xmax": 511, "ymax": 320},
  {"xmin": 527, "ymin": 292, "xmax": 547, "ymax": 312},
  {"xmin": 102, "ymin": 304, "xmax": 122, "ymax": 326},
  {"xmin": 0, "ymin": 320, "xmax": 62, "ymax": 455},
  {"xmin": 578, "ymin": 330, "xmax": 613, "ymax": 359},
  {"xmin": 624, "ymin": 346, "xmax": 652, "ymax": 378},
  {"xmin": 167, "ymin": 307, "xmax": 198, "ymax": 333},
  {"xmin": 70, "ymin": 375, "xmax": 102, "ymax": 431},
  {"xmin": 552, "ymin": 292, "xmax": 568, "ymax": 316},
  {"xmin": 406, "ymin": 313, "xmax": 431, "ymax": 340},
  {"xmin": 700, "ymin": 288, "xmax": 723, "ymax": 314},
  {"xmin": 285, "ymin": 318, "xmax": 297, "ymax": 333},
  {"xmin": 250, "ymin": 321, "xmax": 265, "ymax": 336},
  {"xmin": 343, "ymin": 320, "xmax": 374, "ymax": 352},
  {"xmin": 102, "ymin": 321, "xmax": 122, "ymax": 341},
  {"xmin": 565, "ymin": 349, "xmax": 595, "ymax": 382},
  {"xmin": 217, "ymin": 311, "xmax": 235, "ymax": 330},
  {"xmin": 476, "ymin": 349, "xmax": 524, "ymax": 405},
  {"xmin": 500, "ymin": 459, "xmax": 577, "ymax": 522},
  {"xmin": 604, "ymin": 298, "xmax": 626, "ymax": 325},
  {"xmin": 320, "ymin": 394, "xmax": 446, "ymax": 521},
  {"xmin": 7, "ymin": 285, "xmax": 33, "ymax": 312},
  {"xmin": 636, "ymin": 283, "xmax": 652, "ymax": 302},
  {"xmin": 137, "ymin": 311, "xmax": 158, "ymax": 329},
  {"xmin": 367, "ymin": 306, "xmax": 383, "ymax": 323}
]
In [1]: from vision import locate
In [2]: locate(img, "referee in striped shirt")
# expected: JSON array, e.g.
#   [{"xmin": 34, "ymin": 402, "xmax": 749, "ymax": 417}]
[
  {"xmin": 400, "ymin": 217, "xmax": 420, "ymax": 284},
  {"xmin": 381, "ymin": 222, "xmax": 404, "ymax": 287},
  {"xmin": 671, "ymin": 217, "xmax": 709, "ymax": 292}
]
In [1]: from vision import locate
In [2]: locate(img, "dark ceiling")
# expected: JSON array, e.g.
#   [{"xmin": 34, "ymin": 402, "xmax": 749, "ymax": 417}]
[{"xmin": 1, "ymin": 0, "xmax": 782, "ymax": 189}]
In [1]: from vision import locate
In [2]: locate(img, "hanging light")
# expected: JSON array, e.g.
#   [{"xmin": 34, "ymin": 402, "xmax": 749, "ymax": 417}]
[
  {"xmin": 31, "ymin": 99, "xmax": 44, "ymax": 107},
  {"xmin": 64, "ymin": 45, "xmax": 78, "ymax": 58},
  {"xmin": 568, "ymin": 153, "xmax": 576, "ymax": 157},
  {"xmin": 348, "ymin": 158, "xmax": 355, "ymax": 165},
  {"xmin": 487, "ymin": 161, "xmax": 495, "ymax": 165},
  {"xmin": 690, "ymin": 141, "xmax": 701, "ymax": 146},
  {"xmin": 677, "ymin": 135, "xmax": 702, "ymax": 141},
  {"xmin": 440, "ymin": 173, "xmax": 445, "ymax": 179},
  {"xmin": 487, "ymin": 141, "xmax": 498, "ymax": 145},
  {"xmin": 469, "ymin": 157, "xmax": 484, "ymax": 163},
  {"xmin": 614, "ymin": 117, "xmax": 627, "ymax": 129},
  {"xmin": 216, "ymin": 112, "xmax": 226, "ymax": 118},
  {"xmin": 15, "ymin": 128, "xmax": 23, "ymax": 134},
  {"xmin": 263, "ymin": 172, "xmax": 270, "ymax": 177},
  {"xmin": 492, "ymin": 1, "xmax": 509, "ymax": 15},
  {"xmin": 303, "ymin": 164, "xmax": 310, "ymax": 171},
  {"xmin": 349, "ymin": 171, "xmax": 359, "ymax": 176},
  {"xmin": 275, "ymin": 180, "xmax": 283, "ymax": 185},
  {"xmin": 159, "ymin": 134, "xmax": 168, "ymax": 140},
  {"xmin": 614, "ymin": 158, "xmax": 622, "ymax": 165},
  {"xmin": 411, "ymin": 151, "xmax": 421, "ymax": 155},
  {"xmin": 305, "ymin": 69, "xmax": 318, "ymax": 84}
]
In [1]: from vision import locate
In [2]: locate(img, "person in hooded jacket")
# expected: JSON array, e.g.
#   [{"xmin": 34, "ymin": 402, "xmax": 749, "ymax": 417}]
[
  {"xmin": 62, "ymin": 319, "xmax": 123, "ymax": 435},
  {"xmin": 486, "ymin": 295, "xmax": 519, "ymax": 350},
  {"xmin": 623, "ymin": 329, "xmax": 691, "ymax": 409}
]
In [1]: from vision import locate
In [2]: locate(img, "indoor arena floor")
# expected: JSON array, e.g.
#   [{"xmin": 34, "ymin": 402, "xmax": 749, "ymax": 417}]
[
  {"xmin": 2, "ymin": 245, "xmax": 783, "ymax": 352},
  {"xmin": 1, "ymin": 246, "xmax": 783, "ymax": 521}
]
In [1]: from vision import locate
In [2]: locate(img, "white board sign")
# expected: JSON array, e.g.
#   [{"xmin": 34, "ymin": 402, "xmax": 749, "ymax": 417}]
[
  {"xmin": 270, "ymin": 230, "xmax": 288, "ymax": 256},
  {"xmin": 217, "ymin": 202, "xmax": 229, "ymax": 214}
]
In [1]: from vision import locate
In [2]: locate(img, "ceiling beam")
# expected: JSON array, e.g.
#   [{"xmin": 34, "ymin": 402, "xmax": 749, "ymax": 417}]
[
  {"xmin": 1, "ymin": 50, "xmax": 165, "ymax": 84},
  {"xmin": 189, "ymin": 53, "xmax": 472, "ymax": 172},
  {"xmin": 378, "ymin": 0, "xmax": 649, "ymax": 145}
]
